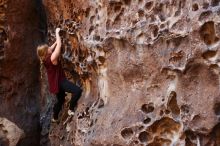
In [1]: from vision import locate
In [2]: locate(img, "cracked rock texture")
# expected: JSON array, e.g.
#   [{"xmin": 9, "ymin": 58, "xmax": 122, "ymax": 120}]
[{"xmin": 42, "ymin": 0, "xmax": 220, "ymax": 146}]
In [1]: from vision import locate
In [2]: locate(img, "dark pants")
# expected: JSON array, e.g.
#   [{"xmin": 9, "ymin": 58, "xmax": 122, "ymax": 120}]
[{"xmin": 53, "ymin": 79, "xmax": 82, "ymax": 119}]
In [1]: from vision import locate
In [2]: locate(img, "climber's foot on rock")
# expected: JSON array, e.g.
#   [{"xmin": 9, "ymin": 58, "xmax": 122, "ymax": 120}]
[
  {"xmin": 51, "ymin": 118, "xmax": 59, "ymax": 123},
  {"xmin": 68, "ymin": 109, "xmax": 75, "ymax": 116},
  {"xmin": 52, "ymin": 113, "xmax": 59, "ymax": 123}
]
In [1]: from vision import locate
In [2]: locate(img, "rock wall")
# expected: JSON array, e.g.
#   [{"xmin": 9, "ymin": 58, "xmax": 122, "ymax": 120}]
[
  {"xmin": 0, "ymin": 118, "xmax": 24, "ymax": 146},
  {"xmin": 43, "ymin": 0, "xmax": 220, "ymax": 146},
  {"xmin": 0, "ymin": 0, "xmax": 47, "ymax": 145}
]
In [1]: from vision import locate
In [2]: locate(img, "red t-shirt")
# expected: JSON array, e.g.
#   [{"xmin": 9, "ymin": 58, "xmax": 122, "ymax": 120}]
[{"xmin": 43, "ymin": 54, "xmax": 66, "ymax": 94}]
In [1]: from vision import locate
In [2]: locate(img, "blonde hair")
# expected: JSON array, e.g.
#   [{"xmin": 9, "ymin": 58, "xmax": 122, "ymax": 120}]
[
  {"xmin": 37, "ymin": 44, "xmax": 49, "ymax": 63},
  {"xmin": 37, "ymin": 44, "xmax": 48, "ymax": 79}
]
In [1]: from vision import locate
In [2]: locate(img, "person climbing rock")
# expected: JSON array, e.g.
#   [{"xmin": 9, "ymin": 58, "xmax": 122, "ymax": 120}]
[{"xmin": 37, "ymin": 28, "xmax": 82, "ymax": 122}]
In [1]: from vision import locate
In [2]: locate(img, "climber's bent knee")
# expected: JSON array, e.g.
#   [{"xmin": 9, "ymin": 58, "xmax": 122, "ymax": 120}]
[{"xmin": 60, "ymin": 79, "xmax": 82, "ymax": 94}]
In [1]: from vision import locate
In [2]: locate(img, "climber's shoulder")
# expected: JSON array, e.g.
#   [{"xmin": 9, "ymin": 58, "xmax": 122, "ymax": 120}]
[{"xmin": 43, "ymin": 53, "xmax": 53, "ymax": 66}]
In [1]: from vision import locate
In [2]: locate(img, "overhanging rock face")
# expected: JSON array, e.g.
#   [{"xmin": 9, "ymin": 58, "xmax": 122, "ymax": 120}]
[{"xmin": 43, "ymin": 0, "xmax": 220, "ymax": 145}]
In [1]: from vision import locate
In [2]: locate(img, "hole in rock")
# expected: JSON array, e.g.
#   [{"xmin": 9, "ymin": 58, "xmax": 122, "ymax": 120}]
[
  {"xmin": 90, "ymin": 16, "xmax": 95, "ymax": 23},
  {"xmin": 168, "ymin": 91, "xmax": 180, "ymax": 116},
  {"xmin": 130, "ymin": 140, "xmax": 139, "ymax": 145},
  {"xmin": 192, "ymin": 3, "xmax": 199, "ymax": 11},
  {"xmin": 114, "ymin": 5, "xmax": 121, "ymax": 12},
  {"xmin": 134, "ymin": 140, "xmax": 139, "ymax": 144},
  {"xmin": 160, "ymin": 23, "xmax": 165, "ymax": 29},
  {"xmin": 138, "ymin": 125, "xmax": 144, "ymax": 131},
  {"xmin": 200, "ymin": 21, "xmax": 219, "ymax": 45},
  {"xmin": 147, "ymin": 117, "xmax": 181, "ymax": 141},
  {"xmin": 98, "ymin": 5, "xmax": 101, "ymax": 10},
  {"xmin": 113, "ymin": 14, "xmax": 121, "ymax": 26},
  {"xmin": 209, "ymin": 64, "xmax": 219, "ymax": 72},
  {"xmin": 138, "ymin": 9, "xmax": 145, "ymax": 18},
  {"xmin": 143, "ymin": 117, "xmax": 151, "ymax": 124},
  {"xmin": 154, "ymin": 3, "xmax": 163, "ymax": 14},
  {"xmin": 89, "ymin": 26, "xmax": 94, "ymax": 34},
  {"xmin": 211, "ymin": 0, "xmax": 220, "ymax": 6},
  {"xmin": 203, "ymin": 2, "xmax": 209, "ymax": 9},
  {"xmin": 59, "ymin": 29, "xmax": 66, "ymax": 37},
  {"xmin": 180, "ymin": 105, "xmax": 190, "ymax": 114},
  {"xmin": 149, "ymin": 15, "xmax": 156, "ymax": 22},
  {"xmin": 152, "ymin": 25, "xmax": 159, "ymax": 37},
  {"xmin": 214, "ymin": 102, "xmax": 220, "ymax": 115},
  {"xmin": 180, "ymin": 0, "xmax": 186, "ymax": 8},
  {"xmin": 85, "ymin": 8, "xmax": 90, "ymax": 17},
  {"xmin": 165, "ymin": 109, "xmax": 170, "ymax": 114},
  {"xmin": 94, "ymin": 35, "xmax": 100, "ymax": 41},
  {"xmin": 121, "ymin": 128, "xmax": 133, "ymax": 139},
  {"xmin": 174, "ymin": 10, "xmax": 181, "ymax": 17},
  {"xmin": 191, "ymin": 115, "xmax": 202, "ymax": 126},
  {"xmin": 145, "ymin": 1, "xmax": 154, "ymax": 11},
  {"xmin": 202, "ymin": 50, "xmax": 217, "ymax": 59},
  {"xmin": 158, "ymin": 14, "xmax": 166, "ymax": 22},
  {"xmin": 85, "ymin": 107, "xmax": 90, "ymax": 115},
  {"xmin": 98, "ymin": 98, "xmax": 104, "ymax": 108},
  {"xmin": 141, "ymin": 103, "xmax": 154, "ymax": 114},
  {"xmin": 199, "ymin": 11, "xmax": 213, "ymax": 21},
  {"xmin": 106, "ymin": 19, "xmax": 111, "ymax": 28},
  {"xmin": 185, "ymin": 130, "xmax": 197, "ymax": 141},
  {"xmin": 122, "ymin": 0, "xmax": 131, "ymax": 5},
  {"xmin": 160, "ymin": 110, "xmax": 164, "ymax": 116},
  {"xmin": 97, "ymin": 56, "xmax": 105, "ymax": 64},
  {"xmin": 138, "ymin": 131, "xmax": 149, "ymax": 143},
  {"xmin": 185, "ymin": 137, "xmax": 196, "ymax": 146},
  {"xmin": 172, "ymin": 37, "xmax": 184, "ymax": 47}
]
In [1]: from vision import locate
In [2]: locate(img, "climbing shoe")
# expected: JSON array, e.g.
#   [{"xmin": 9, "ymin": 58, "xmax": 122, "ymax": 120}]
[
  {"xmin": 52, "ymin": 113, "xmax": 59, "ymax": 123},
  {"xmin": 68, "ymin": 110, "xmax": 75, "ymax": 116},
  {"xmin": 51, "ymin": 118, "xmax": 59, "ymax": 123}
]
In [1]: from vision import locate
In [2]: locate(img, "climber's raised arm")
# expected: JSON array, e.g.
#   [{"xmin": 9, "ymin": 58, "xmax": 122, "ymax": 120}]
[
  {"xmin": 51, "ymin": 28, "xmax": 62, "ymax": 65},
  {"xmin": 48, "ymin": 41, "xmax": 57, "ymax": 52}
]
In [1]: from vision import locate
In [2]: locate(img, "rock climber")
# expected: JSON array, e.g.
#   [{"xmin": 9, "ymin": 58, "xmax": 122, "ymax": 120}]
[{"xmin": 37, "ymin": 28, "xmax": 82, "ymax": 122}]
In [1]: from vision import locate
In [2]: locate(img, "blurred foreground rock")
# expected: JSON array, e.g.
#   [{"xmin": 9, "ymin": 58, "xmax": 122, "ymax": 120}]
[{"xmin": 0, "ymin": 117, "xmax": 24, "ymax": 146}]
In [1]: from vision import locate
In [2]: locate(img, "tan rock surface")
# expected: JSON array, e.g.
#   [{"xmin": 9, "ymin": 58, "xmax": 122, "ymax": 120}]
[{"xmin": 41, "ymin": 0, "xmax": 220, "ymax": 145}]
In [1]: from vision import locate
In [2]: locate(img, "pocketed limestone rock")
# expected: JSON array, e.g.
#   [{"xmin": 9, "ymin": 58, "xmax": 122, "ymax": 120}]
[{"xmin": 42, "ymin": 0, "xmax": 220, "ymax": 145}]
